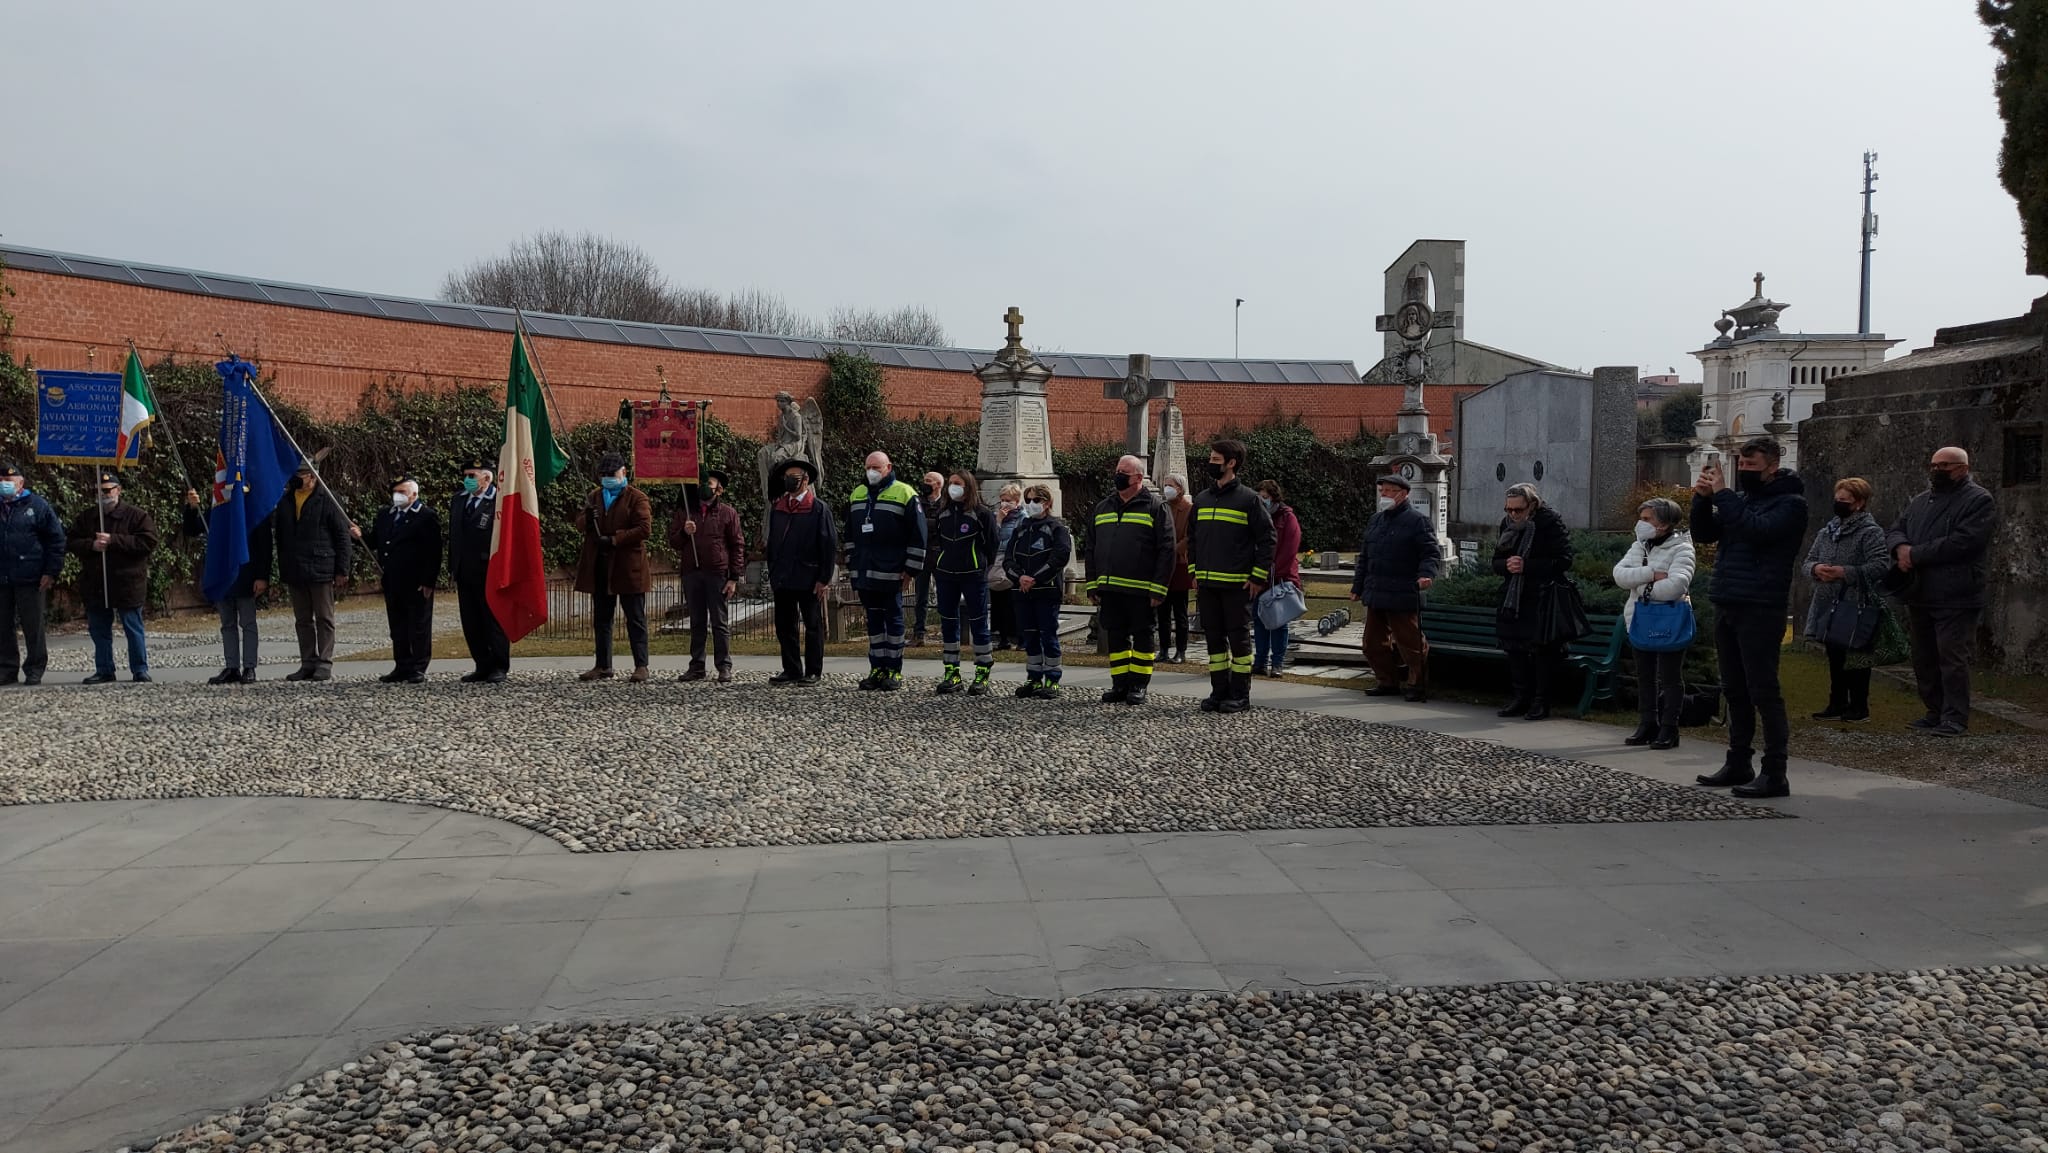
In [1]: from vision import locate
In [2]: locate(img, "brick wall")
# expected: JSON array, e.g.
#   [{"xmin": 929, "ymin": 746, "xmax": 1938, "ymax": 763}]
[{"xmin": 5, "ymin": 269, "xmax": 1470, "ymax": 447}]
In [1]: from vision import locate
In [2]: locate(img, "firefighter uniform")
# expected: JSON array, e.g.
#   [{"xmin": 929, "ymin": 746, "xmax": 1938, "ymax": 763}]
[
  {"xmin": 1083, "ymin": 484, "xmax": 1175, "ymax": 704},
  {"xmin": 1187, "ymin": 477, "xmax": 1276, "ymax": 711},
  {"xmin": 843, "ymin": 470, "xmax": 928, "ymax": 689}
]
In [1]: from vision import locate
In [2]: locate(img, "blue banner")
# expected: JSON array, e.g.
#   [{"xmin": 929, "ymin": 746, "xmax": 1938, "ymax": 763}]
[
  {"xmin": 34, "ymin": 370, "xmax": 125, "ymax": 465},
  {"xmin": 202, "ymin": 358, "xmax": 298, "ymax": 603}
]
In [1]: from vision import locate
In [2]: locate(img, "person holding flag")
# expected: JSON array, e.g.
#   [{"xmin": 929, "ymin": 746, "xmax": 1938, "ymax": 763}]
[
  {"xmin": 70, "ymin": 473, "xmax": 160, "ymax": 684},
  {"xmin": 448, "ymin": 458, "xmax": 508, "ymax": 682},
  {"xmin": 182, "ymin": 487, "xmax": 273, "ymax": 685},
  {"xmin": 198, "ymin": 356, "xmax": 297, "ymax": 683},
  {"xmin": 485, "ymin": 328, "xmax": 570, "ymax": 649}
]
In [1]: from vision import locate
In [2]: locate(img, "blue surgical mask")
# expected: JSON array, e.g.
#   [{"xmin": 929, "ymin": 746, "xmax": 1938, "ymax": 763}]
[
  {"xmin": 461, "ymin": 476, "xmax": 481, "ymax": 495},
  {"xmin": 1259, "ymin": 496, "xmax": 1274, "ymax": 512},
  {"xmin": 0, "ymin": 481, "xmax": 16, "ymax": 499},
  {"xmin": 601, "ymin": 476, "xmax": 627, "ymax": 493}
]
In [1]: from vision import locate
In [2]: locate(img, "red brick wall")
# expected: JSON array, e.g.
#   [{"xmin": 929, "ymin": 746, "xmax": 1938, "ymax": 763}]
[{"xmin": 5, "ymin": 269, "xmax": 1468, "ymax": 446}]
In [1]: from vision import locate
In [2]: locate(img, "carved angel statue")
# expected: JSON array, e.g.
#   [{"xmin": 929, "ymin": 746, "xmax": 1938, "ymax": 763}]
[{"xmin": 757, "ymin": 390, "xmax": 825, "ymax": 498}]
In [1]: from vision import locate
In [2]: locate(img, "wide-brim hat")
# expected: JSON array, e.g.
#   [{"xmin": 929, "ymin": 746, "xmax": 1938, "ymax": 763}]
[
  {"xmin": 775, "ymin": 458, "xmax": 819, "ymax": 483},
  {"xmin": 1376, "ymin": 473, "xmax": 1412, "ymax": 492},
  {"xmin": 702, "ymin": 467, "xmax": 730, "ymax": 487}
]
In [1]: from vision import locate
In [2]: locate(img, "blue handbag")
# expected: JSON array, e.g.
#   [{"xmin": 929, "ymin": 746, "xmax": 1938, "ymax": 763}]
[{"xmin": 1628, "ymin": 595, "xmax": 1696, "ymax": 653}]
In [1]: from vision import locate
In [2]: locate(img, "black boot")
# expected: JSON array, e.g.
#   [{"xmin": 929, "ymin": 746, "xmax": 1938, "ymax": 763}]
[
  {"xmin": 1218, "ymin": 672, "xmax": 1251, "ymax": 713},
  {"xmin": 1697, "ymin": 749, "xmax": 1756, "ymax": 788},
  {"xmin": 1841, "ymin": 670, "xmax": 1872, "ymax": 722},
  {"xmin": 1125, "ymin": 675, "xmax": 1150, "ymax": 706},
  {"xmin": 1100, "ymin": 673, "xmax": 1129, "ymax": 705},
  {"xmin": 1811, "ymin": 682, "xmax": 1847, "ymax": 720},
  {"xmin": 1649, "ymin": 725, "xmax": 1681, "ymax": 750},
  {"xmin": 1497, "ymin": 651, "xmax": 1533, "ymax": 717},
  {"xmin": 1201, "ymin": 669, "xmax": 1229, "ymax": 711},
  {"xmin": 1624, "ymin": 719, "xmax": 1657, "ymax": 746},
  {"xmin": 1733, "ymin": 756, "xmax": 1790, "ymax": 799}
]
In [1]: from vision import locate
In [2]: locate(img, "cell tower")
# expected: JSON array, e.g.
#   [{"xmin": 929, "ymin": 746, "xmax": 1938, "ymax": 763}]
[{"xmin": 1859, "ymin": 151, "xmax": 1879, "ymax": 335}]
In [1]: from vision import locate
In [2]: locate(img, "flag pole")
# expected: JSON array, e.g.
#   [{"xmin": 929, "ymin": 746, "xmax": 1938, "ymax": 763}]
[
  {"xmin": 241, "ymin": 372, "xmax": 353, "ymax": 531},
  {"xmin": 85, "ymin": 465, "xmax": 110, "ymax": 609},
  {"xmin": 125, "ymin": 342, "xmax": 199, "ymax": 506},
  {"xmin": 513, "ymin": 311, "xmax": 569, "ymax": 439}
]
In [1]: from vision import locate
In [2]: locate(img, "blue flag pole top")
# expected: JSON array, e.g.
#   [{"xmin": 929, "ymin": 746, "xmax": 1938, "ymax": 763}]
[{"xmin": 202, "ymin": 356, "xmax": 298, "ymax": 604}]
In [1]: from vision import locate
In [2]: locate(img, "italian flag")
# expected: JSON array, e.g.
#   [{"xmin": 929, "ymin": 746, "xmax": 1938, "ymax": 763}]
[
  {"xmin": 116, "ymin": 350, "xmax": 158, "ymax": 462},
  {"xmin": 485, "ymin": 330, "xmax": 569, "ymax": 643}
]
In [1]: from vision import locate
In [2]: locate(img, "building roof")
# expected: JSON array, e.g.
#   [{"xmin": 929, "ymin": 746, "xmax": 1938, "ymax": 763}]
[{"xmin": 0, "ymin": 244, "xmax": 1362, "ymax": 386}]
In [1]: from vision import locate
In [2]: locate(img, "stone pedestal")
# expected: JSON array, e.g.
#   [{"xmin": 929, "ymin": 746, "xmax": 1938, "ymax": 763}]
[
  {"xmin": 1150, "ymin": 399, "xmax": 1187, "ymax": 485},
  {"xmin": 975, "ymin": 307, "xmax": 1063, "ymax": 513},
  {"xmin": 1370, "ymin": 381, "xmax": 1454, "ymax": 564}
]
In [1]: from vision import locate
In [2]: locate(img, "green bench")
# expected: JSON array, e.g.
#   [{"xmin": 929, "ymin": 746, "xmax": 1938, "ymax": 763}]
[{"xmin": 1417, "ymin": 602, "xmax": 1627, "ymax": 718}]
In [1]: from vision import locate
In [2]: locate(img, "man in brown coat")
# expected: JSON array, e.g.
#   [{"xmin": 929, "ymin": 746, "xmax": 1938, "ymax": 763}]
[
  {"xmin": 577, "ymin": 453, "xmax": 653, "ymax": 682},
  {"xmin": 71, "ymin": 472, "xmax": 161, "ymax": 683},
  {"xmin": 667, "ymin": 467, "xmax": 745, "ymax": 683}
]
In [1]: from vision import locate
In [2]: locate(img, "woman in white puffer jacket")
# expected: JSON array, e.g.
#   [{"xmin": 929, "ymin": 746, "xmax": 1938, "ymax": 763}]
[{"xmin": 1612, "ymin": 497, "xmax": 1697, "ymax": 750}]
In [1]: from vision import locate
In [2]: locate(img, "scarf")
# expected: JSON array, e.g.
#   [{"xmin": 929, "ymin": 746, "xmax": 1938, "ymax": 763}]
[{"xmin": 1497, "ymin": 516, "xmax": 1537, "ymax": 620}]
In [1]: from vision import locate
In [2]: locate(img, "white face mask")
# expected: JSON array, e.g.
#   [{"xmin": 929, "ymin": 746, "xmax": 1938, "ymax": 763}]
[
  {"xmin": 1162, "ymin": 486, "xmax": 1179, "ymax": 501},
  {"xmin": 865, "ymin": 468, "xmax": 884, "ymax": 486},
  {"xmin": 946, "ymin": 484, "xmax": 964, "ymax": 502},
  {"xmin": 1634, "ymin": 520, "xmax": 1659, "ymax": 542},
  {"xmin": 390, "ymin": 492, "xmax": 411, "ymax": 510},
  {"xmin": 1022, "ymin": 501, "xmax": 1045, "ymax": 519},
  {"xmin": 1376, "ymin": 497, "xmax": 1396, "ymax": 512}
]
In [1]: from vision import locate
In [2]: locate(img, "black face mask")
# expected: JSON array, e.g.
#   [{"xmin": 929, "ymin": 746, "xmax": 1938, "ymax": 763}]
[
  {"xmin": 783, "ymin": 475, "xmax": 803, "ymax": 493},
  {"xmin": 1930, "ymin": 471, "xmax": 1959, "ymax": 493},
  {"xmin": 1737, "ymin": 468, "xmax": 1766, "ymax": 494},
  {"xmin": 1114, "ymin": 471, "xmax": 1135, "ymax": 491},
  {"xmin": 1203, "ymin": 462, "xmax": 1224, "ymax": 480},
  {"xmin": 1833, "ymin": 499, "xmax": 1854, "ymax": 519}
]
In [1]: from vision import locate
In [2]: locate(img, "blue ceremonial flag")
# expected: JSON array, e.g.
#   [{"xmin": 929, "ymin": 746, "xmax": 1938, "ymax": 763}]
[{"xmin": 202, "ymin": 358, "xmax": 297, "ymax": 603}]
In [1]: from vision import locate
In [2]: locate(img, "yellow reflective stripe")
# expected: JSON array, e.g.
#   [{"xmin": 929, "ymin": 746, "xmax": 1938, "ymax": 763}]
[
  {"xmin": 1108, "ymin": 649, "xmax": 1134, "ymax": 660},
  {"xmin": 1197, "ymin": 508, "xmax": 1249, "ymax": 523},
  {"xmin": 1094, "ymin": 511, "xmax": 1155, "ymax": 526},
  {"xmin": 1229, "ymin": 655, "xmax": 1254, "ymax": 672},
  {"xmin": 1208, "ymin": 653, "xmax": 1230, "ymax": 670},
  {"xmin": 1098, "ymin": 575, "xmax": 1167, "ymax": 596},
  {"xmin": 1094, "ymin": 512, "xmax": 1121, "ymax": 526},
  {"xmin": 1251, "ymin": 567, "xmax": 1270, "ymax": 581},
  {"xmin": 1192, "ymin": 569, "xmax": 1249, "ymax": 583}
]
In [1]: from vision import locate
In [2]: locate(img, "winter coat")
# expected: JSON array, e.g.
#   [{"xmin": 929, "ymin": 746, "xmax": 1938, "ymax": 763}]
[
  {"xmin": 1691, "ymin": 470, "xmax": 1808, "ymax": 608},
  {"xmin": 447, "ymin": 486, "xmax": 499, "ymax": 586},
  {"xmin": 1800, "ymin": 512, "xmax": 1889, "ymax": 639},
  {"xmin": 1164, "ymin": 497, "xmax": 1195, "ymax": 592},
  {"xmin": 1613, "ymin": 531, "xmax": 1697, "ymax": 627},
  {"xmin": 575, "ymin": 485, "xmax": 653, "ymax": 596},
  {"xmin": 1350, "ymin": 500, "xmax": 1441, "ymax": 613},
  {"xmin": 668, "ymin": 496, "xmax": 745, "ymax": 581},
  {"xmin": 1086, "ymin": 485, "xmax": 1176, "ymax": 598},
  {"xmin": 765, "ymin": 490, "xmax": 838, "ymax": 592},
  {"xmin": 369, "ymin": 502, "xmax": 444, "ymax": 593},
  {"xmin": 930, "ymin": 503, "xmax": 998, "ymax": 577},
  {"xmin": 1187, "ymin": 478, "xmax": 1275, "ymax": 589},
  {"xmin": 0, "ymin": 490, "xmax": 65, "ymax": 587},
  {"xmin": 1267, "ymin": 502, "xmax": 1303, "ymax": 585},
  {"xmin": 842, "ymin": 473, "xmax": 927, "ymax": 592},
  {"xmin": 1004, "ymin": 514, "xmax": 1072, "ymax": 600},
  {"xmin": 69, "ymin": 500, "xmax": 160, "ymax": 610},
  {"xmin": 184, "ymin": 503, "xmax": 274, "ymax": 600},
  {"xmin": 274, "ymin": 483, "xmax": 353, "ymax": 585},
  {"xmin": 1885, "ymin": 479, "xmax": 1997, "ymax": 610},
  {"xmin": 1491, "ymin": 505, "xmax": 1573, "ymax": 648}
]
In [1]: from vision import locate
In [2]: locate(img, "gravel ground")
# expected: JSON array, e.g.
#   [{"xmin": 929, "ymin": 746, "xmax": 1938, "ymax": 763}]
[
  {"xmin": 0, "ymin": 674, "xmax": 1779, "ymax": 851},
  {"xmin": 130, "ymin": 967, "xmax": 2048, "ymax": 1153},
  {"xmin": 1792, "ymin": 725, "xmax": 2048, "ymax": 810}
]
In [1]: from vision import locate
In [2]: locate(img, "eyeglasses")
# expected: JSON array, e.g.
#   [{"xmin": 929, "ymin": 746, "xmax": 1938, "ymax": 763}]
[{"xmin": 1503, "ymin": 504, "xmax": 1528, "ymax": 514}]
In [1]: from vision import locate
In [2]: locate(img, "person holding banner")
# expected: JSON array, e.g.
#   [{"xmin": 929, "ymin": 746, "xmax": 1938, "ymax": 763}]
[
  {"xmin": 276, "ymin": 458, "xmax": 355, "ymax": 682},
  {"xmin": 669, "ymin": 468, "xmax": 745, "ymax": 684},
  {"xmin": 448, "ymin": 459, "xmax": 509, "ymax": 683},
  {"xmin": 576, "ymin": 453, "xmax": 654, "ymax": 682},
  {"xmin": 71, "ymin": 473, "xmax": 161, "ymax": 684},
  {"xmin": 183, "ymin": 490, "xmax": 273, "ymax": 685},
  {"xmin": 0, "ymin": 462, "xmax": 64, "ymax": 686}
]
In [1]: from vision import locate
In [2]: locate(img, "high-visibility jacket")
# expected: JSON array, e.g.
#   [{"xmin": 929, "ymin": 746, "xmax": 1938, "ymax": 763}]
[
  {"xmin": 1187, "ymin": 477, "xmax": 1276, "ymax": 588},
  {"xmin": 843, "ymin": 474, "xmax": 927, "ymax": 591},
  {"xmin": 1083, "ymin": 486, "xmax": 1175, "ymax": 598}
]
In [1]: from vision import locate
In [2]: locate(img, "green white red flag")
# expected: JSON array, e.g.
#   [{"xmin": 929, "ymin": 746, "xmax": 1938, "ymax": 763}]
[
  {"xmin": 116, "ymin": 350, "xmax": 158, "ymax": 462},
  {"xmin": 485, "ymin": 329, "xmax": 569, "ymax": 643}
]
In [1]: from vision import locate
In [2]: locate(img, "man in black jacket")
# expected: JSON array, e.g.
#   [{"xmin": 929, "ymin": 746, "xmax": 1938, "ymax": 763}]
[
  {"xmin": 361, "ymin": 477, "xmax": 443, "ymax": 683},
  {"xmin": 275, "ymin": 459, "xmax": 354, "ymax": 682},
  {"xmin": 765, "ymin": 458, "xmax": 837, "ymax": 685},
  {"xmin": 1886, "ymin": 446, "xmax": 1998, "ymax": 736},
  {"xmin": 1085, "ymin": 454, "xmax": 1176, "ymax": 706},
  {"xmin": 1349, "ymin": 475, "xmax": 1441, "ymax": 702},
  {"xmin": 1691, "ymin": 437, "xmax": 1808, "ymax": 799},
  {"xmin": 448, "ymin": 459, "xmax": 509, "ymax": 682},
  {"xmin": 1187, "ymin": 439, "xmax": 1275, "ymax": 712}
]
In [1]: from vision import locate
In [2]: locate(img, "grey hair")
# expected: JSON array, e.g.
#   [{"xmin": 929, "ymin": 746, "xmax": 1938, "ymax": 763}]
[
  {"xmin": 1505, "ymin": 483, "xmax": 1542, "ymax": 509},
  {"xmin": 1639, "ymin": 497, "xmax": 1683, "ymax": 527},
  {"xmin": 1165, "ymin": 473, "xmax": 1189, "ymax": 495}
]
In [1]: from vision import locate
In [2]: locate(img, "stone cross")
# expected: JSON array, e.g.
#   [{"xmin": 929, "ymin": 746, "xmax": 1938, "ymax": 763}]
[
  {"xmin": 1003, "ymin": 306, "xmax": 1025, "ymax": 347},
  {"xmin": 1754, "ymin": 272, "xmax": 1765, "ymax": 298},
  {"xmin": 1102, "ymin": 353, "xmax": 1172, "ymax": 460}
]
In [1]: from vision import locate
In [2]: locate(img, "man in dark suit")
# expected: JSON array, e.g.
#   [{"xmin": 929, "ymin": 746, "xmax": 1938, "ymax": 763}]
[
  {"xmin": 448, "ymin": 458, "xmax": 510, "ymax": 682},
  {"xmin": 360, "ymin": 476, "xmax": 443, "ymax": 683}
]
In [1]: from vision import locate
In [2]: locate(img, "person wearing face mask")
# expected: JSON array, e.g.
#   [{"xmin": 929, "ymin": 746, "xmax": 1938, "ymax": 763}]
[
  {"xmin": 1613, "ymin": 497, "xmax": 1696, "ymax": 748},
  {"xmin": 669, "ymin": 467, "xmax": 746, "ymax": 684},
  {"xmin": 0, "ymin": 462, "xmax": 65, "ymax": 686},
  {"xmin": 274, "ymin": 456, "xmax": 354, "ymax": 682},
  {"xmin": 1349, "ymin": 475, "xmax": 1439, "ymax": 702},
  {"xmin": 1800, "ymin": 478, "xmax": 1889, "ymax": 724},
  {"xmin": 1886, "ymin": 446, "xmax": 1997, "ymax": 737},
  {"xmin": 1086, "ymin": 454, "xmax": 1176, "ymax": 706},
  {"xmin": 1690, "ymin": 436, "xmax": 1808, "ymax": 798},
  {"xmin": 766, "ymin": 458, "xmax": 836, "ymax": 685},
  {"xmin": 69, "ymin": 473, "xmax": 160, "ymax": 684},
  {"xmin": 575, "ymin": 453, "xmax": 654, "ymax": 682},
  {"xmin": 1251, "ymin": 479, "xmax": 1302, "ymax": 677},
  {"xmin": 1156, "ymin": 474, "xmax": 1194, "ymax": 665},
  {"xmin": 447, "ymin": 459, "xmax": 508, "ymax": 683},
  {"xmin": 928, "ymin": 469, "xmax": 1000, "ymax": 695},
  {"xmin": 1004, "ymin": 483, "xmax": 1072, "ymax": 698},
  {"xmin": 989, "ymin": 483, "xmax": 1026, "ymax": 652},
  {"xmin": 845, "ymin": 451, "xmax": 928, "ymax": 690},
  {"xmin": 1186, "ymin": 440, "xmax": 1274, "ymax": 712},
  {"xmin": 909, "ymin": 470, "xmax": 945, "ymax": 648},
  {"xmin": 1492, "ymin": 483, "xmax": 1574, "ymax": 720},
  {"xmin": 360, "ymin": 476, "xmax": 443, "ymax": 684}
]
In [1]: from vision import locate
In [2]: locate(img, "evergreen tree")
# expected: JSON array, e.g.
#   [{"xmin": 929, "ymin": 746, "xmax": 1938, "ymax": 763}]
[{"xmin": 1983, "ymin": 0, "xmax": 2048, "ymax": 275}]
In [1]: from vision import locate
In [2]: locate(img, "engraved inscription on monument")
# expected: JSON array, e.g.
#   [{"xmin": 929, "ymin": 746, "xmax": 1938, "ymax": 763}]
[
  {"xmin": 979, "ymin": 395, "xmax": 1017, "ymax": 474},
  {"xmin": 1016, "ymin": 396, "xmax": 1049, "ymax": 471}
]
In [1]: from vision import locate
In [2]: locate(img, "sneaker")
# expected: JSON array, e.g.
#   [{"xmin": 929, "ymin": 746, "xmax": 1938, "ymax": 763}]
[
  {"xmin": 799, "ymin": 674, "xmax": 821, "ymax": 686},
  {"xmin": 936, "ymin": 669, "xmax": 964, "ymax": 695},
  {"xmin": 877, "ymin": 671, "xmax": 902, "ymax": 692},
  {"xmin": 967, "ymin": 668, "xmax": 992, "ymax": 696},
  {"xmin": 1031, "ymin": 681, "xmax": 1063, "ymax": 700},
  {"xmin": 858, "ymin": 670, "xmax": 887, "ymax": 690},
  {"xmin": 1014, "ymin": 679, "xmax": 1041, "ymax": 698}
]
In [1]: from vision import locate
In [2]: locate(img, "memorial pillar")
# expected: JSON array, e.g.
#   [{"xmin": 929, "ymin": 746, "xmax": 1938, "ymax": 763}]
[{"xmin": 974, "ymin": 307, "xmax": 1063, "ymax": 513}]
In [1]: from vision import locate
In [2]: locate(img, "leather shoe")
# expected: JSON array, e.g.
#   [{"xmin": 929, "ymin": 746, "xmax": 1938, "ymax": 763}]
[
  {"xmin": 81, "ymin": 672, "xmax": 116, "ymax": 685},
  {"xmin": 285, "ymin": 668, "xmax": 314, "ymax": 682},
  {"xmin": 679, "ymin": 667, "xmax": 708, "ymax": 683},
  {"xmin": 208, "ymin": 668, "xmax": 241, "ymax": 686},
  {"xmin": 22, "ymin": 674, "xmax": 40, "ymax": 686},
  {"xmin": 1522, "ymin": 703, "xmax": 1551, "ymax": 721},
  {"xmin": 1100, "ymin": 688, "xmax": 1129, "ymax": 704},
  {"xmin": 480, "ymin": 671, "xmax": 507, "ymax": 684},
  {"xmin": 578, "ymin": 667, "xmax": 613, "ymax": 682},
  {"xmin": 1199, "ymin": 697, "xmax": 1221, "ymax": 712},
  {"xmin": 1495, "ymin": 700, "xmax": 1531, "ymax": 717},
  {"xmin": 629, "ymin": 667, "xmax": 650, "ymax": 683},
  {"xmin": 309, "ymin": 668, "xmax": 332, "ymax": 681},
  {"xmin": 1623, "ymin": 722, "xmax": 1657, "ymax": 747},
  {"xmin": 1365, "ymin": 685, "xmax": 1404, "ymax": 698},
  {"xmin": 378, "ymin": 671, "xmax": 404, "ymax": 683},
  {"xmin": 1649, "ymin": 726, "xmax": 1680, "ymax": 750},
  {"xmin": 131, "ymin": 673, "xmax": 151, "ymax": 683},
  {"xmin": 402, "ymin": 672, "xmax": 426, "ymax": 684},
  {"xmin": 1217, "ymin": 697, "xmax": 1250, "ymax": 714},
  {"xmin": 1402, "ymin": 687, "xmax": 1428, "ymax": 703},
  {"xmin": 799, "ymin": 674, "xmax": 821, "ymax": 686},
  {"xmin": 1696, "ymin": 755, "xmax": 1756, "ymax": 788},
  {"xmin": 460, "ymin": 670, "xmax": 487, "ymax": 683},
  {"xmin": 716, "ymin": 669, "xmax": 733, "ymax": 684},
  {"xmin": 1125, "ymin": 687, "xmax": 1148, "ymax": 706},
  {"xmin": 769, "ymin": 671, "xmax": 802, "ymax": 685}
]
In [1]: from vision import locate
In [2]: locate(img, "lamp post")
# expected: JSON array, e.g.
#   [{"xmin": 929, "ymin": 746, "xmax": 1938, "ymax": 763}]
[{"xmin": 1234, "ymin": 298, "xmax": 1244, "ymax": 358}]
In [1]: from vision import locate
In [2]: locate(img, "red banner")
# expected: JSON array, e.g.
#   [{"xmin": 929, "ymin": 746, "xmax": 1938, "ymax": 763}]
[{"xmin": 629, "ymin": 399, "xmax": 702, "ymax": 484}]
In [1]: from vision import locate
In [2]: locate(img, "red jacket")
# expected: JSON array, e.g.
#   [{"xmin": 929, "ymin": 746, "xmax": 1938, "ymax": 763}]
[
  {"xmin": 668, "ymin": 497, "xmax": 745, "ymax": 581},
  {"xmin": 1270, "ymin": 503, "xmax": 1302, "ymax": 584}
]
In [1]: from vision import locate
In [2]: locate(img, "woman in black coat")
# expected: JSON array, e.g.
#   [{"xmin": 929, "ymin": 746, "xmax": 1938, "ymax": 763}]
[{"xmin": 1491, "ymin": 483, "xmax": 1575, "ymax": 720}]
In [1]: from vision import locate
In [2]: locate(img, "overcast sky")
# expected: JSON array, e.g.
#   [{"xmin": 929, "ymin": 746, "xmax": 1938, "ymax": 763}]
[{"xmin": 3, "ymin": 1, "xmax": 2034, "ymax": 378}]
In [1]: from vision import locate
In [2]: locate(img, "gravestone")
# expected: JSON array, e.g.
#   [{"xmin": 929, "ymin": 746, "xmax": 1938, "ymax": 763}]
[
  {"xmin": 1102, "ymin": 353, "xmax": 1182, "ymax": 486},
  {"xmin": 975, "ymin": 306, "xmax": 1062, "ymax": 512},
  {"xmin": 1370, "ymin": 264, "xmax": 1455, "ymax": 560},
  {"xmin": 1152, "ymin": 394, "xmax": 1187, "ymax": 486}
]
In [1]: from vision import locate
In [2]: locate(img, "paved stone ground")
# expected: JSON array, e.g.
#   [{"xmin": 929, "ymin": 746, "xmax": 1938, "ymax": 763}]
[{"xmin": 0, "ymin": 656, "xmax": 2043, "ymax": 1151}]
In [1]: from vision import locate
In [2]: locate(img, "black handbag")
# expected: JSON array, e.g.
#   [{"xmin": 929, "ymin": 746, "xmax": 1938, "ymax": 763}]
[
  {"xmin": 1538, "ymin": 578, "xmax": 1591, "ymax": 646},
  {"xmin": 1823, "ymin": 586, "xmax": 1884, "ymax": 651}
]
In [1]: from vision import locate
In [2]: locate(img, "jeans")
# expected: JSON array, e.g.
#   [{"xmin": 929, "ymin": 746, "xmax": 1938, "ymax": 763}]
[
  {"xmin": 592, "ymin": 592, "xmax": 649, "ymax": 670},
  {"xmin": 86, "ymin": 605, "xmax": 148, "ymax": 678},
  {"xmin": 1908, "ymin": 605, "xmax": 1979, "ymax": 728},
  {"xmin": 1715, "ymin": 601, "xmax": 1789, "ymax": 760},
  {"xmin": 1635, "ymin": 647, "xmax": 1684, "ymax": 727},
  {"xmin": 0, "ymin": 582, "xmax": 50, "ymax": 680},
  {"xmin": 773, "ymin": 587, "xmax": 825, "ymax": 678},
  {"xmin": 682, "ymin": 570, "xmax": 731, "ymax": 671},
  {"xmin": 1253, "ymin": 622, "xmax": 1290, "ymax": 671},
  {"xmin": 860, "ymin": 585, "xmax": 906, "ymax": 672},
  {"xmin": 219, "ymin": 596, "xmax": 260, "ymax": 670},
  {"xmin": 1018, "ymin": 594, "xmax": 1063, "ymax": 682}
]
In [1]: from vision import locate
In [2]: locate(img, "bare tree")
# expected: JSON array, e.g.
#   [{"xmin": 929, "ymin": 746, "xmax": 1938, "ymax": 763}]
[
  {"xmin": 441, "ymin": 231, "xmax": 682, "ymax": 322},
  {"xmin": 827, "ymin": 304, "xmax": 949, "ymax": 347}
]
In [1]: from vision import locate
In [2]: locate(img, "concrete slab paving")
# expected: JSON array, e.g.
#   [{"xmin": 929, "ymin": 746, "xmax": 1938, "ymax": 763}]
[{"xmin": 0, "ymin": 652, "xmax": 2042, "ymax": 1152}]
